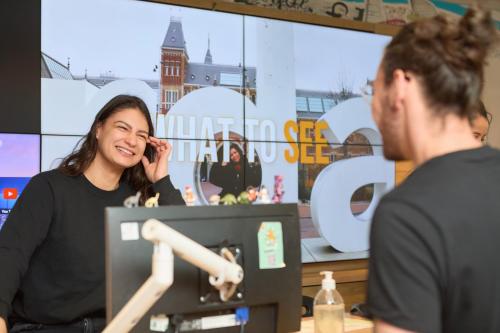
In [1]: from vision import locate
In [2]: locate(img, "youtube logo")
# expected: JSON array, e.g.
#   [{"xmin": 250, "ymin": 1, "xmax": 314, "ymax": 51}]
[{"xmin": 3, "ymin": 188, "xmax": 18, "ymax": 200}]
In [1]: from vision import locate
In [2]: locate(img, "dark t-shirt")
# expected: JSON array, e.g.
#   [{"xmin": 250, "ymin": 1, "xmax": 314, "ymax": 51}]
[
  {"xmin": 368, "ymin": 146, "xmax": 500, "ymax": 333},
  {"xmin": 0, "ymin": 169, "xmax": 184, "ymax": 325}
]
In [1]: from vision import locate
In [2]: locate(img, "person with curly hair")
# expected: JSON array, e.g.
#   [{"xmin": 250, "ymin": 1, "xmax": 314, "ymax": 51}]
[{"xmin": 367, "ymin": 7, "xmax": 500, "ymax": 333}]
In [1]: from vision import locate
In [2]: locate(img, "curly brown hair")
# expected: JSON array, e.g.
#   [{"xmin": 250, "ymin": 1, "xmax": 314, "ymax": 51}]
[{"xmin": 382, "ymin": 7, "xmax": 498, "ymax": 121}]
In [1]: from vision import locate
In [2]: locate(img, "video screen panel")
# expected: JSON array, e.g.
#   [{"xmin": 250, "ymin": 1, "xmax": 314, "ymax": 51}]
[
  {"xmin": 0, "ymin": 134, "xmax": 40, "ymax": 229},
  {"xmin": 41, "ymin": 135, "xmax": 83, "ymax": 172},
  {"xmin": 41, "ymin": 0, "xmax": 394, "ymax": 253},
  {"xmin": 41, "ymin": 0, "xmax": 244, "ymax": 137}
]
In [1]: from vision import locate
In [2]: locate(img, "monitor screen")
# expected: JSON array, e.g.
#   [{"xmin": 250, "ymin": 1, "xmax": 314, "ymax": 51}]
[
  {"xmin": 0, "ymin": 133, "xmax": 40, "ymax": 229},
  {"xmin": 105, "ymin": 204, "xmax": 301, "ymax": 333}
]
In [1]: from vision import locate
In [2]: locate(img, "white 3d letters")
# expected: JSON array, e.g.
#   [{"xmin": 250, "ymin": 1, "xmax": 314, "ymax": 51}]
[{"xmin": 310, "ymin": 98, "xmax": 395, "ymax": 252}]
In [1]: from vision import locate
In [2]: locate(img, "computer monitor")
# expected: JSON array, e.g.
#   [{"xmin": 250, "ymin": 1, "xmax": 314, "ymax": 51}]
[{"xmin": 105, "ymin": 204, "xmax": 301, "ymax": 333}]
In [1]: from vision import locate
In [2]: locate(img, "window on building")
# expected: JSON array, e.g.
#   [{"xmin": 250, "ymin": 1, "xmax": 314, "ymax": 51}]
[
  {"xmin": 165, "ymin": 90, "xmax": 178, "ymax": 111},
  {"xmin": 296, "ymin": 97, "xmax": 308, "ymax": 111},
  {"xmin": 220, "ymin": 73, "xmax": 242, "ymax": 86},
  {"xmin": 308, "ymin": 98, "xmax": 323, "ymax": 112},
  {"xmin": 322, "ymin": 98, "xmax": 336, "ymax": 111},
  {"xmin": 166, "ymin": 62, "xmax": 171, "ymax": 76}
]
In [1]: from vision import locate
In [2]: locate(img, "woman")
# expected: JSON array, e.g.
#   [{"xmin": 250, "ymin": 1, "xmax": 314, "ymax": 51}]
[
  {"xmin": 0, "ymin": 95, "xmax": 184, "ymax": 333},
  {"xmin": 209, "ymin": 143, "xmax": 261, "ymax": 198},
  {"xmin": 471, "ymin": 101, "xmax": 492, "ymax": 144}
]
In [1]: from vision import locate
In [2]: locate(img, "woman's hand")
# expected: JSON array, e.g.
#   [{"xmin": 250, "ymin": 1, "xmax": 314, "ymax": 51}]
[{"xmin": 141, "ymin": 136, "xmax": 172, "ymax": 183}]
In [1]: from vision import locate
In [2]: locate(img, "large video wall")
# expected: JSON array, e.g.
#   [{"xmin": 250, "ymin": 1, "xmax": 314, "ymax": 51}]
[{"xmin": 2, "ymin": 0, "xmax": 394, "ymax": 252}]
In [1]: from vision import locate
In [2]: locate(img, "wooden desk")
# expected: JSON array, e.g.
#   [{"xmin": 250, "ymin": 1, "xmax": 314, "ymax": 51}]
[{"xmin": 297, "ymin": 315, "xmax": 373, "ymax": 333}]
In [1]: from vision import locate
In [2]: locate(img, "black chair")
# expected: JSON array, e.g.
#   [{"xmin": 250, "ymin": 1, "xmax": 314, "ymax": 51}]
[{"xmin": 302, "ymin": 295, "xmax": 314, "ymax": 317}]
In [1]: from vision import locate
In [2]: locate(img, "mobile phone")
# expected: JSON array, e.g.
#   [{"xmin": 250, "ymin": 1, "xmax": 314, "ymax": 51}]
[{"xmin": 144, "ymin": 143, "xmax": 156, "ymax": 163}]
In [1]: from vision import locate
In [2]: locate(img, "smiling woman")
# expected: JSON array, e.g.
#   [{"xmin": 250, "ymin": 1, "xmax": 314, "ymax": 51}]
[
  {"xmin": 59, "ymin": 95, "xmax": 178, "ymax": 203},
  {"xmin": 471, "ymin": 101, "xmax": 492, "ymax": 144},
  {"xmin": 0, "ymin": 95, "xmax": 185, "ymax": 333}
]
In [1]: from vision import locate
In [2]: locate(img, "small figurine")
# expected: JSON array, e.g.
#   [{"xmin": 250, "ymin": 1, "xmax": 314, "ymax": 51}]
[
  {"xmin": 145, "ymin": 192, "xmax": 160, "ymax": 208},
  {"xmin": 272, "ymin": 175, "xmax": 284, "ymax": 204},
  {"xmin": 256, "ymin": 185, "xmax": 271, "ymax": 204},
  {"xmin": 237, "ymin": 191, "xmax": 251, "ymax": 205},
  {"xmin": 208, "ymin": 194, "xmax": 220, "ymax": 206},
  {"xmin": 123, "ymin": 191, "xmax": 141, "ymax": 208},
  {"xmin": 183, "ymin": 185, "xmax": 197, "ymax": 206},
  {"xmin": 220, "ymin": 194, "xmax": 237, "ymax": 205},
  {"xmin": 246, "ymin": 186, "xmax": 258, "ymax": 203}
]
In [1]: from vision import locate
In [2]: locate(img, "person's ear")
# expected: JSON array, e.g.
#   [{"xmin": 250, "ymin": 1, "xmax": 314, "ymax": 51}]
[{"xmin": 390, "ymin": 69, "xmax": 410, "ymax": 113}]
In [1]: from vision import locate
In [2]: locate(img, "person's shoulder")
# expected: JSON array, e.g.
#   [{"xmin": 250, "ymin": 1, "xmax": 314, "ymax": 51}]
[
  {"xmin": 425, "ymin": 146, "xmax": 500, "ymax": 171},
  {"xmin": 29, "ymin": 169, "xmax": 79, "ymax": 188},
  {"xmin": 401, "ymin": 146, "xmax": 500, "ymax": 193},
  {"xmin": 479, "ymin": 146, "xmax": 500, "ymax": 166},
  {"xmin": 27, "ymin": 169, "xmax": 56, "ymax": 185},
  {"xmin": 373, "ymin": 192, "xmax": 414, "ymax": 225},
  {"xmin": 34, "ymin": 168, "xmax": 69, "ymax": 181},
  {"xmin": 16, "ymin": 170, "xmax": 62, "ymax": 199},
  {"xmin": 373, "ymin": 186, "xmax": 439, "ymax": 235},
  {"xmin": 476, "ymin": 145, "xmax": 500, "ymax": 157},
  {"xmin": 387, "ymin": 149, "xmax": 474, "ymax": 201},
  {"xmin": 371, "ymin": 192, "xmax": 444, "ymax": 257},
  {"xmin": 379, "ymin": 180, "xmax": 419, "ymax": 208}
]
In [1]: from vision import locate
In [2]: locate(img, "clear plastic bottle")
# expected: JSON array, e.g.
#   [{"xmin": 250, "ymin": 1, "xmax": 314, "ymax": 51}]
[{"xmin": 313, "ymin": 271, "xmax": 344, "ymax": 333}]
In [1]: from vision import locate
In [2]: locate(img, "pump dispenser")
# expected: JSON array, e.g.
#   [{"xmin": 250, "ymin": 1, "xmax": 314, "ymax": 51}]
[{"xmin": 313, "ymin": 271, "xmax": 344, "ymax": 333}]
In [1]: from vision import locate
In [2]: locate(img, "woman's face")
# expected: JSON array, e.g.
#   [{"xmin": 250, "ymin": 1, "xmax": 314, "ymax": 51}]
[
  {"xmin": 230, "ymin": 147, "xmax": 241, "ymax": 163},
  {"xmin": 95, "ymin": 107, "xmax": 150, "ymax": 171},
  {"xmin": 471, "ymin": 115, "xmax": 489, "ymax": 144}
]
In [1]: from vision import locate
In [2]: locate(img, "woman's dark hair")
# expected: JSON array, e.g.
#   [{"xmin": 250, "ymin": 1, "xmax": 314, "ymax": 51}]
[
  {"xmin": 229, "ymin": 143, "xmax": 243, "ymax": 163},
  {"xmin": 472, "ymin": 101, "xmax": 493, "ymax": 125},
  {"xmin": 382, "ymin": 7, "xmax": 497, "ymax": 120},
  {"xmin": 58, "ymin": 95, "xmax": 155, "ymax": 204},
  {"xmin": 216, "ymin": 142, "xmax": 245, "ymax": 164}
]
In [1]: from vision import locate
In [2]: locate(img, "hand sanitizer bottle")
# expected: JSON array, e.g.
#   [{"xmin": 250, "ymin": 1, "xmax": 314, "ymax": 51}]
[{"xmin": 313, "ymin": 271, "xmax": 344, "ymax": 333}]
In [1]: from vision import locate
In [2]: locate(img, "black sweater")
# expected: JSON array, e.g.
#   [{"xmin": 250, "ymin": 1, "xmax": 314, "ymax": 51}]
[{"xmin": 0, "ymin": 169, "xmax": 184, "ymax": 325}]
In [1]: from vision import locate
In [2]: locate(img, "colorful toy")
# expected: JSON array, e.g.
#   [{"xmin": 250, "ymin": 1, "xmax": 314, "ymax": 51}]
[
  {"xmin": 123, "ymin": 191, "xmax": 141, "ymax": 208},
  {"xmin": 237, "ymin": 191, "xmax": 251, "ymax": 205},
  {"xmin": 208, "ymin": 194, "xmax": 220, "ymax": 206},
  {"xmin": 246, "ymin": 186, "xmax": 258, "ymax": 203},
  {"xmin": 256, "ymin": 185, "xmax": 271, "ymax": 204},
  {"xmin": 145, "ymin": 193, "xmax": 160, "ymax": 208},
  {"xmin": 183, "ymin": 185, "xmax": 197, "ymax": 206},
  {"xmin": 272, "ymin": 175, "xmax": 284, "ymax": 204},
  {"xmin": 220, "ymin": 194, "xmax": 237, "ymax": 205}
]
